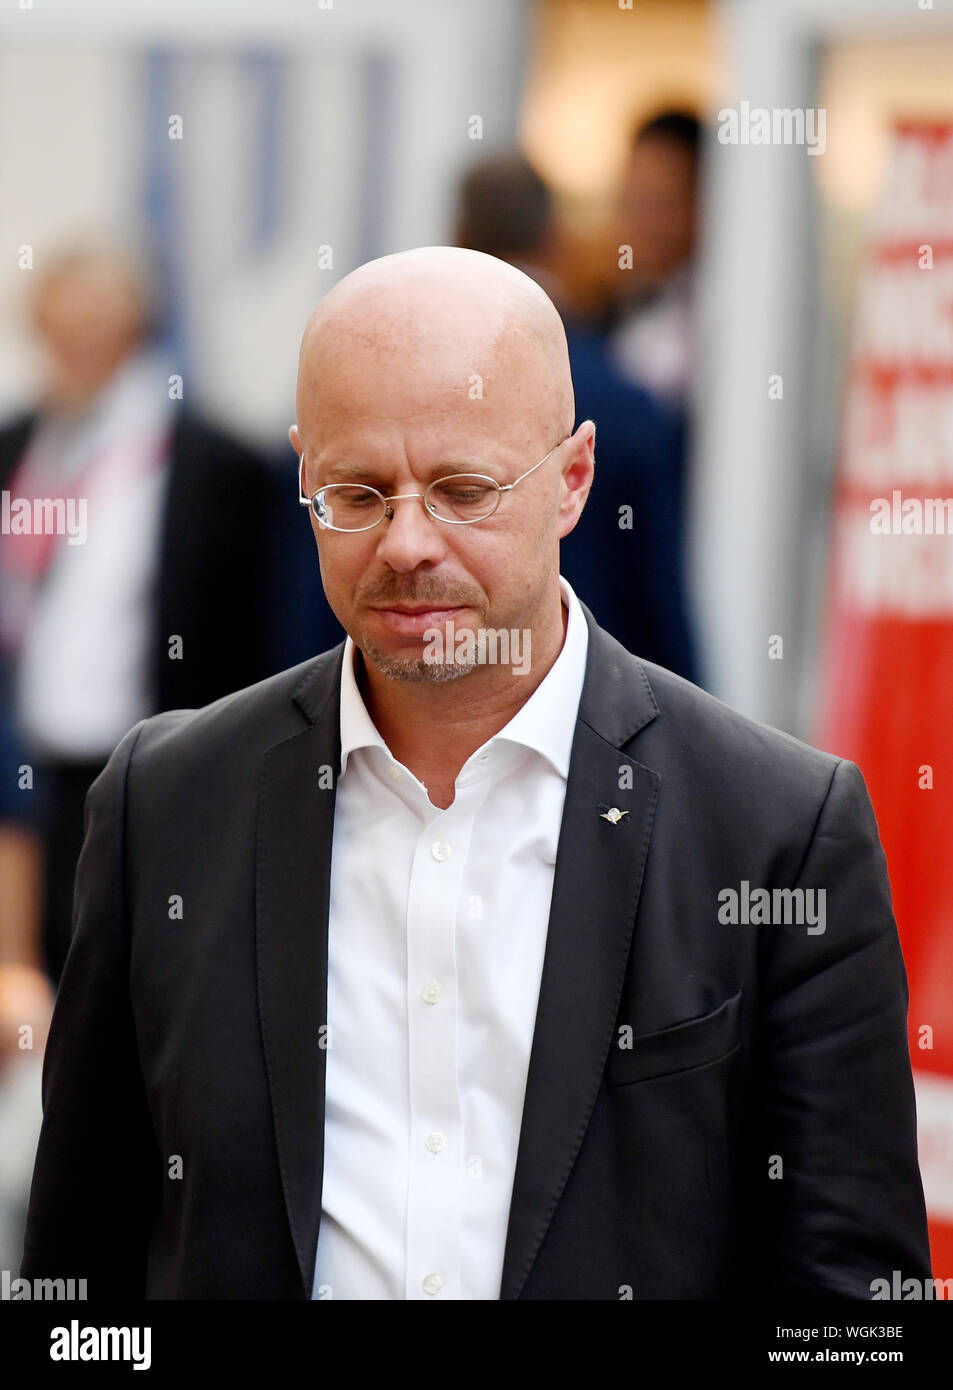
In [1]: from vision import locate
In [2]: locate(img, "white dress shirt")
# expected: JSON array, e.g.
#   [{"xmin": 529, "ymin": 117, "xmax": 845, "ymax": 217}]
[
  {"xmin": 609, "ymin": 265, "xmax": 696, "ymax": 408},
  {"xmin": 312, "ymin": 574, "xmax": 589, "ymax": 1300}
]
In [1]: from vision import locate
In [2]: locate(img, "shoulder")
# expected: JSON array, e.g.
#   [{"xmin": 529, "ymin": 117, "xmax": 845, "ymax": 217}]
[
  {"xmin": 566, "ymin": 327, "xmax": 679, "ymax": 444},
  {"xmin": 124, "ymin": 646, "xmax": 343, "ymax": 775},
  {"xmin": 167, "ymin": 409, "xmax": 271, "ymax": 481},
  {"xmin": 615, "ymin": 658, "xmax": 879, "ymax": 868},
  {"xmin": 633, "ymin": 657, "xmax": 845, "ymax": 808}
]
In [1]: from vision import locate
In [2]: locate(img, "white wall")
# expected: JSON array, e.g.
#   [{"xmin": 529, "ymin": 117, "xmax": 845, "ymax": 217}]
[{"xmin": 0, "ymin": 0, "xmax": 528, "ymax": 443}]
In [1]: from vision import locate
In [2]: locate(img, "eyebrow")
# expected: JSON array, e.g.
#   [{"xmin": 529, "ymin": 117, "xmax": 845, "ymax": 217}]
[{"xmin": 321, "ymin": 457, "xmax": 504, "ymax": 485}]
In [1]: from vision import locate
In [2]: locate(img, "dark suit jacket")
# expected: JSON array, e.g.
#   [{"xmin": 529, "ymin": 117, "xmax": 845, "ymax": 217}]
[
  {"xmin": 0, "ymin": 409, "xmax": 275, "ymax": 715},
  {"xmin": 21, "ymin": 603, "xmax": 931, "ymax": 1299}
]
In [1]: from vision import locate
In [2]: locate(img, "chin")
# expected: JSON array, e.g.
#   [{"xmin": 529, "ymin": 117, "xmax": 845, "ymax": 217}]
[{"xmin": 359, "ymin": 633, "xmax": 476, "ymax": 683}]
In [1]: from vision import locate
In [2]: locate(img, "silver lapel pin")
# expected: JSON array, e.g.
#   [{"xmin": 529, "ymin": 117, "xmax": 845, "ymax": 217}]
[{"xmin": 600, "ymin": 806, "xmax": 629, "ymax": 825}]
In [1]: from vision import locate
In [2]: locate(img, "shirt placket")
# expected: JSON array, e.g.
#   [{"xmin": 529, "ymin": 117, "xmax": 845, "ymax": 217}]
[{"xmin": 403, "ymin": 775, "xmax": 485, "ymax": 1300}]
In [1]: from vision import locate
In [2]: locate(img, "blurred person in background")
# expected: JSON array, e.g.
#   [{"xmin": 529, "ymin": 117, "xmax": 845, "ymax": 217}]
[
  {"xmin": 606, "ymin": 109, "xmax": 702, "ymax": 411},
  {"xmin": 0, "ymin": 243, "xmax": 275, "ymax": 986},
  {"xmin": 0, "ymin": 651, "xmax": 49, "ymax": 1275},
  {"xmin": 455, "ymin": 151, "xmax": 697, "ymax": 682},
  {"xmin": 0, "ymin": 649, "xmax": 48, "ymax": 1038},
  {"xmin": 603, "ymin": 110, "xmax": 704, "ymax": 678},
  {"xmin": 0, "ymin": 657, "xmax": 49, "ymax": 1046}
]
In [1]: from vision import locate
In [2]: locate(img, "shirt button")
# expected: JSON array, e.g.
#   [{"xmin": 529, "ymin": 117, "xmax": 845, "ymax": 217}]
[
  {"xmin": 422, "ymin": 1272, "xmax": 443, "ymax": 1296},
  {"xmin": 425, "ymin": 1131, "xmax": 446, "ymax": 1154},
  {"xmin": 422, "ymin": 980, "xmax": 441, "ymax": 1004},
  {"xmin": 390, "ymin": 767, "xmax": 403, "ymax": 781},
  {"xmin": 431, "ymin": 840, "xmax": 451, "ymax": 862}
]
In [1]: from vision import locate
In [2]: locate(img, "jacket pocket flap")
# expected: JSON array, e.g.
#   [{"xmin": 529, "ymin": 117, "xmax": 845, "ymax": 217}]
[{"xmin": 607, "ymin": 989, "xmax": 743, "ymax": 1087}]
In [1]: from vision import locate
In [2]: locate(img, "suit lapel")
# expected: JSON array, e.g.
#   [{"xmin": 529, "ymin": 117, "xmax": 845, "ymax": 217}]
[
  {"xmin": 499, "ymin": 610, "xmax": 661, "ymax": 1298},
  {"xmin": 256, "ymin": 645, "xmax": 344, "ymax": 1296}
]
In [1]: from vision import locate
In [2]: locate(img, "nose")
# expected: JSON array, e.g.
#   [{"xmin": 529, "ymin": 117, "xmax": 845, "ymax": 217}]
[{"xmin": 373, "ymin": 492, "xmax": 448, "ymax": 572}]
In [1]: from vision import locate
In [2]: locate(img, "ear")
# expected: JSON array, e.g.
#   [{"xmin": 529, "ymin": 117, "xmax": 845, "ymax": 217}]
[
  {"xmin": 289, "ymin": 423, "xmax": 301, "ymax": 456},
  {"xmin": 556, "ymin": 419, "xmax": 596, "ymax": 541}
]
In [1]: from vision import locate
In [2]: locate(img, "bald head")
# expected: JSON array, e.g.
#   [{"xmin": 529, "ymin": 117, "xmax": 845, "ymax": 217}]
[{"xmin": 295, "ymin": 246, "xmax": 574, "ymax": 459}]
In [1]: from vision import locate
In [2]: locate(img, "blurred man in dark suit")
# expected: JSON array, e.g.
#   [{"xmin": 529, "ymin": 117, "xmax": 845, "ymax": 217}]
[
  {"xmin": 607, "ymin": 109, "xmax": 702, "ymax": 411},
  {"xmin": 0, "ymin": 245, "xmax": 274, "ymax": 983}
]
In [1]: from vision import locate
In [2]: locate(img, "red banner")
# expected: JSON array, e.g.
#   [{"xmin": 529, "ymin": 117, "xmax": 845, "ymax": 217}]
[{"xmin": 818, "ymin": 121, "xmax": 953, "ymax": 1279}]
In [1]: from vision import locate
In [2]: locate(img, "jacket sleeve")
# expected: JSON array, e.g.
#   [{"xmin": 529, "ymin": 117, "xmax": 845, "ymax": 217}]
[
  {"xmin": 20, "ymin": 718, "xmax": 161, "ymax": 1298},
  {"xmin": 753, "ymin": 757, "xmax": 933, "ymax": 1296}
]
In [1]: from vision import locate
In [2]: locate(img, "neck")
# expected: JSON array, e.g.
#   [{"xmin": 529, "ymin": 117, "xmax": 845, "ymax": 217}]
[{"xmin": 357, "ymin": 587, "xmax": 568, "ymax": 804}]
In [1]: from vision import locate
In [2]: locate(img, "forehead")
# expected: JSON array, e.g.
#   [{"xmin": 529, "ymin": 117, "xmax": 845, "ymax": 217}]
[
  {"xmin": 304, "ymin": 352, "xmax": 513, "ymax": 426},
  {"xmin": 310, "ymin": 427, "xmax": 512, "ymax": 485},
  {"xmin": 297, "ymin": 289, "xmax": 562, "ymax": 470},
  {"xmin": 301, "ymin": 353, "xmax": 532, "ymax": 473},
  {"xmin": 299, "ymin": 298, "xmax": 551, "ymax": 414}
]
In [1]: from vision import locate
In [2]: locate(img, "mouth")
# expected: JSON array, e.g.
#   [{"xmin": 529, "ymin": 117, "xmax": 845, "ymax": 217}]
[{"xmin": 370, "ymin": 604, "xmax": 470, "ymax": 636}]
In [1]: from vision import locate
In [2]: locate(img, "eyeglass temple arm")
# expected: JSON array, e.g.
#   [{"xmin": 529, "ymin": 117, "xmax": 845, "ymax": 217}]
[
  {"xmin": 298, "ymin": 453, "xmax": 312, "ymax": 506},
  {"xmin": 498, "ymin": 438, "xmax": 565, "ymax": 493}
]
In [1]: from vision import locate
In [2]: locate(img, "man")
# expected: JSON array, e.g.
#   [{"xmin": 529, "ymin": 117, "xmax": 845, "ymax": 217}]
[
  {"xmin": 22, "ymin": 248, "xmax": 929, "ymax": 1299},
  {"xmin": 607, "ymin": 110, "xmax": 702, "ymax": 409},
  {"xmin": 0, "ymin": 245, "xmax": 275, "ymax": 984}
]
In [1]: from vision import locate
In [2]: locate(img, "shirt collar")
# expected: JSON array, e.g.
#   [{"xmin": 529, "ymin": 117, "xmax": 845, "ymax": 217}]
[{"xmin": 338, "ymin": 574, "xmax": 589, "ymax": 782}]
